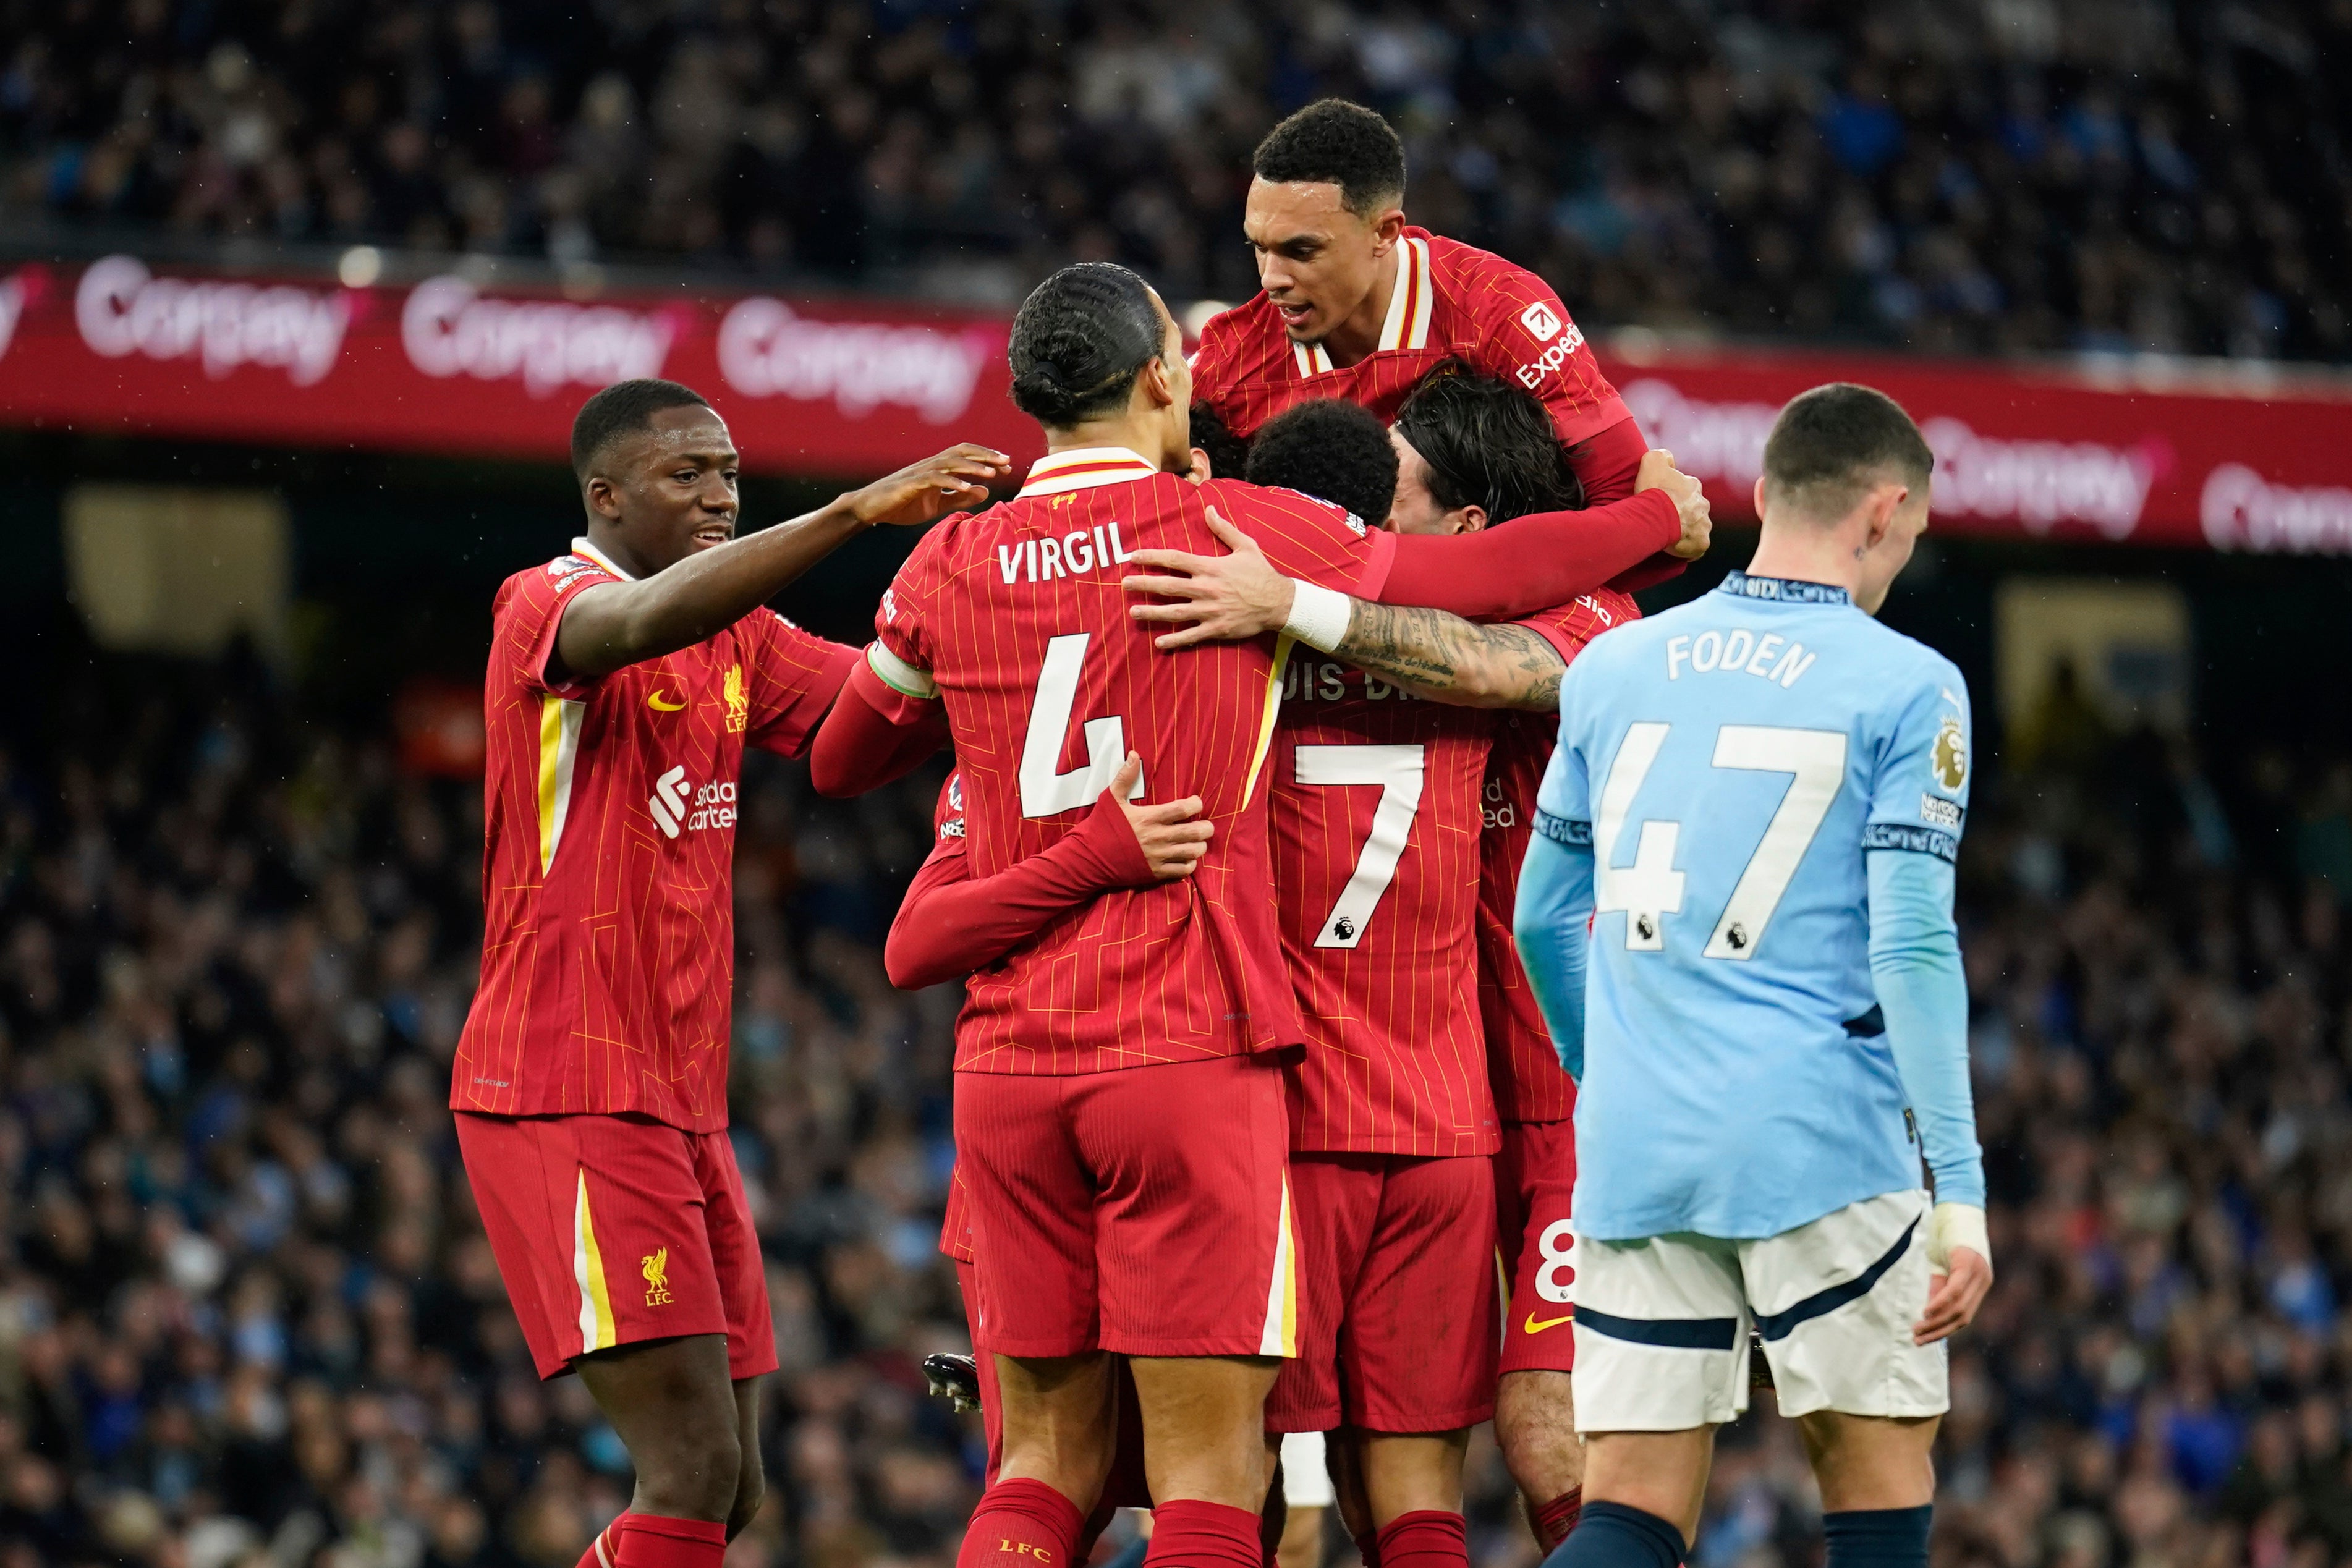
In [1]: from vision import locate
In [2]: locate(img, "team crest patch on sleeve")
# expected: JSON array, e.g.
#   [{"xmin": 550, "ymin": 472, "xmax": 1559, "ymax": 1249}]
[{"xmin": 1930, "ymin": 716, "xmax": 1968, "ymax": 793}]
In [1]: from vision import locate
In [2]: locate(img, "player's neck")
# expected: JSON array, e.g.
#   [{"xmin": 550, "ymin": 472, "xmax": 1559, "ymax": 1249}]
[
  {"xmin": 580, "ymin": 522, "xmax": 657, "ymax": 580},
  {"xmin": 1744, "ymin": 527, "xmax": 1864, "ymax": 600},
  {"xmin": 1318, "ymin": 244, "xmax": 1402, "ymax": 367},
  {"xmin": 1043, "ymin": 419, "xmax": 1179, "ymax": 472}
]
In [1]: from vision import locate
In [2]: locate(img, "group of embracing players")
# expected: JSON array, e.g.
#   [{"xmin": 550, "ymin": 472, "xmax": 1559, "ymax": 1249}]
[{"xmin": 445, "ymin": 97, "xmax": 1723, "ymax": 1568}]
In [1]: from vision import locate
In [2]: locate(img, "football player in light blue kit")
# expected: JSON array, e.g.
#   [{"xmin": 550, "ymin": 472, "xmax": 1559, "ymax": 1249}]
[{"xmin": 1513, "ymin": 384, "xmax": 1992, "ymax": 1568}]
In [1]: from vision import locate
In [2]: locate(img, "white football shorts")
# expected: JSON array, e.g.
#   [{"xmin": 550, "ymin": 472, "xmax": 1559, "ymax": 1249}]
[{"xmin": 1570, "ymin": 1188, "xmax": 1948, "ymax": 1430}]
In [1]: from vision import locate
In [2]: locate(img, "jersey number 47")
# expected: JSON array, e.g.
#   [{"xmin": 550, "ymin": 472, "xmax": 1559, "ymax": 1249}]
[{"xmin": 1594, "ymin": 722, "xmax": 1846, "ymax": 959}]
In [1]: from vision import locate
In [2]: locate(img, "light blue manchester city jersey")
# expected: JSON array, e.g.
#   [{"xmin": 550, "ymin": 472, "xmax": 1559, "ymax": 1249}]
[{"xmin": 1537, "ymin": 571, "xmax": 1972, "ymax": 1240}]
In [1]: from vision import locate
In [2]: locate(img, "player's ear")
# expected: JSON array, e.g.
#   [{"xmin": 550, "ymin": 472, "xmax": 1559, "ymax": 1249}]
[
  {"xmin": 585, "ymin": 475, "xmax": 623, "ymax": 522},
  {"xmin": 1863, "ymin": 482, "xmax": 1904, "ymax": 549},
  {"xmin": 1371, "ymin": 206, "xmax": 1407, "ymax": 250},
  {"xmin": 1453, "ymin": 505, "xmax": 1487, "ymax": 535},
  {"xmin": 1139, "ymin": 352, "xmax": 1176, "ymax": 410},
  {"xmin": 1751, "ymin": 474, "xmax": 1770, "ymax": 522}
]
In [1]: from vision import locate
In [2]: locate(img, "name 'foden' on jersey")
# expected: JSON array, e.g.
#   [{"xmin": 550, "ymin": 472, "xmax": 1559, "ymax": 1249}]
[{"xmin": 1663, "ymin": 627, "xmax": 1820, "ymax": 689}]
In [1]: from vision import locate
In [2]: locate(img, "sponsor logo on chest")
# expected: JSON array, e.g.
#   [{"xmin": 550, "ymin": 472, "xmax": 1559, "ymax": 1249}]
[{"xmin": 648, "ymin": 766, "xmax": 739, "ymax": 839}]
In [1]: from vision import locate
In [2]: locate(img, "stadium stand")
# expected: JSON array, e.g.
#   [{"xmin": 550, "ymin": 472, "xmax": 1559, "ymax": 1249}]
[
  {"xmin": 1, "ymin": 2, "xmax": 2347, "ymax": 360},
  {"xmin": 0, "ymin": 617, "xmax": 2347, "ymax": 1567}
]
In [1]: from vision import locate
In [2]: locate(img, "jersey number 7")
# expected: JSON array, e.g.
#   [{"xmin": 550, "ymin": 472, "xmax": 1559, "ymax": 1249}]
[
  {"xmin": 1593, "ymin": 722, "xmax": 1846, "ymax": 958},
  {"xmin": 1293, "ymin": 744, "xmax": 1425, "ymax": 949}
]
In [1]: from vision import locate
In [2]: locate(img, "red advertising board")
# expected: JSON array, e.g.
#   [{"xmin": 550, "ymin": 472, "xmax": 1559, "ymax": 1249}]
[
  {"xmin": 0, "ymin": 255, "xmax": 1042, "ymax": 476},
  {"xmin": 4, "ymin": 255, "xmax": 2350, "ymax": 552}
]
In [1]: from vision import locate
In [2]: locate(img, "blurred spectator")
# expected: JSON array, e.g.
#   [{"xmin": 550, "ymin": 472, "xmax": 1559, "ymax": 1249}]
[{"xmin": 1, "ymin": 1, "xmax": 2348, "ymax": 360}]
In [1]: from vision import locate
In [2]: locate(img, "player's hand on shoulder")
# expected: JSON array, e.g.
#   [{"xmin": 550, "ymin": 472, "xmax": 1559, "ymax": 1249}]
[
  {"xmin": 843, "ymin": 444, "xmax": 1011, "ymax": 528},
  {"xmin": 1123, "ymin": 504, "xmax": 1294, "ymax": 650},
  {"xmin": 1108, "ymin": 753, "xmax": 1213, "ymax": 881},
  {"xmin": 1913, "ymin": 1201, "xmax": 1993, "ymax": 1346},
  {"xmin": 1636, "ymin": 449, "xmax": 1713, "ymax": 561}
]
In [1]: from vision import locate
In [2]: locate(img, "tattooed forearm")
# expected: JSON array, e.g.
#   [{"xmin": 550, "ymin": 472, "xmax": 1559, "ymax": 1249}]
[{"xmin": 1333, "ymin": 601, "xmax": 1567, "ymax": 711}]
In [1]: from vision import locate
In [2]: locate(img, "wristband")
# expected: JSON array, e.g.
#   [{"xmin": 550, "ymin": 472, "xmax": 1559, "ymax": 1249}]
[
  {"xmin": 1281, "ymin": 580, "xmax": 1354, "ymax": 653},
  {"xmin": 1928, "ymin": 1201, "xmax": 1989, "ymax": 1273}
]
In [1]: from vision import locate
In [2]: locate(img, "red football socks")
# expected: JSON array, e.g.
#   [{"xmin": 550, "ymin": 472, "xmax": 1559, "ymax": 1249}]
[
  {"xmin": 613, "ymin": 1515, "xmax": 726, "ymax": 1568},
  {"xmin": 1145, "ymin": 1501, "xmax": 1265, "ymax": 1568},
  {"xmin": 1374, "ymin": 1511, "xmax": 1467, "ymax": 1568},
  {"xmin": 1534, "ymin": 1488, "xmax": 1586, "ymax": 1554},
  {"xmin": 959, "ymin": 1478, "xmax": 1085, "ymax": 1568},
  {"xmin": 579, "ymin": 1515, "xmax": 632, "ymax": 1568}
]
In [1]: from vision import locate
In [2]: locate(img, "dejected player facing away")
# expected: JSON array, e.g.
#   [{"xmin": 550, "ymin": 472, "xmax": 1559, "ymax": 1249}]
[
  {"xmin": 451, "ymin": 379, "xmax": 1006, "ymax": 1568},
  {"xmin": 1513, "ymin": 384, "xmax": 1993, "ymax": 1568}
]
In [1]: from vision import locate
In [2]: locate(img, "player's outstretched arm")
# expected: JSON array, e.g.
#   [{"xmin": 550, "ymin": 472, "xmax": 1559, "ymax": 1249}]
[
  {"xmin": 809, "ymin": 666, "xmax": 951, "ymax": 797},
  {"xmin": 1126, "ymin": 511, "xmax": 1565, "ymax": 708},
  {"xmin": 555, "ymin": 444, "xmax": 1008, "ymax": 682},
  {"xmin": 1125, "ymin": 454, "xmax": 1707, "ymax": 646},
  {"xmin": 1866, "ymin": 847, "xmax": 1993, "ymax": 1343},
  {"xmin": 1513, "ymin": 829, "xmax": 1595, "ymax": 1080},
  {"xmin": 886, "ymin": 755, "xmax": 1210, "ymax": 989}
]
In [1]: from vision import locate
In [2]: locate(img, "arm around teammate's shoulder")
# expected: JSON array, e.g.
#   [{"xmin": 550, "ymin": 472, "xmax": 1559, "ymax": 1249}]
[{"xmin": 553, "ymin": 444, "xmax": 1007, "ymax": 683}]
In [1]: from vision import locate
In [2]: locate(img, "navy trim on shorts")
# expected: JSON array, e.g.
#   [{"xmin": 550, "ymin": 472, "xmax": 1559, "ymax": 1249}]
[
  {"xmin": 1573, "ymin": 1307, "xmax": 1741, "ymax": 1350},
  {"xmin": 1753, "ymin": 1218, "xmax": 1918, "ymax": 1342}
]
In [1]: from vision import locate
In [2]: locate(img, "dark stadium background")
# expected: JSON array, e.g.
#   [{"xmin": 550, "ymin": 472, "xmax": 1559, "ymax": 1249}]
[{"xmin": 6, "ymin": 2, "xmax": 2352, "ymax": 1567}]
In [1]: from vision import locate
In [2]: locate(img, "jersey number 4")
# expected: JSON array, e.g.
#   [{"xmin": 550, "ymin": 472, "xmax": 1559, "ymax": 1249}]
[
  {"xmin": 1293, "ymin": 744, "xmax": 1425, "ymax": 949},
  {"xmin": 1594, "ymin": 722, "xmax": 1846, "ymax": 958},
  {"xmin": 1021, "ymin": 633, "xmax": 1145, "ymax": 818}
]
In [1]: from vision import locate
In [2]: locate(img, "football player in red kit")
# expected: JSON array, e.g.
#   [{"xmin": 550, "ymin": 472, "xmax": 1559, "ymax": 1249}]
[
  {"xmin": 452, "ymin": 379, "xmax": 1006, "ymax": 1568},
  {"xmin": 1127, "ymin": 373, "xmax": 1649, "ymax": 1563},
  {"xmin": 1184, "ymin": 99, "xmax": 1679, "ymax": 1553},
  {"xmin": 805, "ymin": 264, "xmax": 1700, "ymax": 1568},
  {"xmin": 1191, "ymin": 98, "xmax": 1684, "ymax": 588}
]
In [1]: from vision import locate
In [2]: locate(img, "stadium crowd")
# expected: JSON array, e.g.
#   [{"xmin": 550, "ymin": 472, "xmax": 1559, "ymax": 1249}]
[
  {"xmin": 0, "ymin": 625, "xmax": 2345, "ymax": 1568},
  {"xmin": 1, "ymin": 0, "xmax": 2347, "ymax": 361}
]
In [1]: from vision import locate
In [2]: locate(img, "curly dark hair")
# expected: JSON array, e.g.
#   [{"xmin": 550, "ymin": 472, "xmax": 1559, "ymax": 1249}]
[
  {"xmin": 570, "ymin": 379, "xmax": 712, "ymax": 481},
  {"xmin": 1007, "ymin": 262, "xmax": 1165, "ymax": 427},
  {"xmin": 1393, "ymin": 363, "xmax": 1583, "ymax": 523},
  {"xmin": 1251, "ymin": 100, "xmax": 1406, "ymax": 216},
  {"xmin": 1244, "ymin": 398, "xmax": 1399, "ymax": 530},
  {"xmin": 1188, "ymin": 402, "xmax": 1252, "ymax": 481}
]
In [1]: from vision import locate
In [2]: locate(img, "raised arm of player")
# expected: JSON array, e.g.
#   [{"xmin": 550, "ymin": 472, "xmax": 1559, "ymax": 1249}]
[
  {"xmin": 1123, "ymin": 453, "xmax": 1702, "ymax": 692},
  {"xmin": 554, "ymin": 444, "xmax": 1008, "ymax": 681},
  {"xmin": 885, "ymin": 756, "xmax": 1212, "ymax": 989}
]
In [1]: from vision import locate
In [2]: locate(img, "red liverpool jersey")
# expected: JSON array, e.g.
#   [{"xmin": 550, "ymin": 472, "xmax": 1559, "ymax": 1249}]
[
  {"xmin": 455, "ymin": 539, "xmax": 859, "ymax": 1130},
  {"xmin": 870, "ymin": 447, "xmax": 1398, "ymax": 1076},
  {"xmin": 1191, "ymin": 227, "xmax": 1628, "ymax": 447},
  {"xmin": 1270, "ymin": 663, "xmax": 1499, "ymax": 1156},
  {"xmin": 1477, "ymin": 590, "xmax": 1639, "ymax": 1124}
]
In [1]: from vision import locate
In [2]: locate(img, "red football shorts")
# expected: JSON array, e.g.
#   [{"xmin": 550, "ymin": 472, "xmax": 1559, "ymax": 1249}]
[
  {"xmin": 957, "ymin": 1224, "xmax": 1150, "ymax": 1506},
  {"xmin": 954, "ymin": 1053, "xmax": 1297, "ymax": 1359},
  {"xmin": 1267, "ymin": 1151, "xmax": 1499, "ymax": 1433},
  {"xmin": 457, "ymin": 1111, "xmax": 778, "ymax": 1382},
  {"xmin": 1495, "ymin": 1117, "xmax": 1579, "ymax": 1375}
]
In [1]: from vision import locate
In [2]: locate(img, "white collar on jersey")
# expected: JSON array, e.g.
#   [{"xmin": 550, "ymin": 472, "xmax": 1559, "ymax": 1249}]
[
  {"xmin": 1291, "ymin": 235, "xmax": 1433, "ymax": 377},
  {"xmin": 1017, "ymin": 447, "xmax": 1166, "ymax": 499},
  {"xmin": 568, "ymin": 536, "xmax": 636, "ymax": 580}
]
